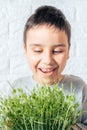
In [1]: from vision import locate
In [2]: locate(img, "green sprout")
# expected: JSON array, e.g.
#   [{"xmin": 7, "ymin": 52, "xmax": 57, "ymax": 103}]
[{"xmin": 0, "ymin": 84, "xmax": 81, "ymax": 130}]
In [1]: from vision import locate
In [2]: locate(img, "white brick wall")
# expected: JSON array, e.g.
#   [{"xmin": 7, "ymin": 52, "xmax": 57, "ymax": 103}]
[{"xmin": 0, "ymin": 0, "xmax": 87, "ymax": 84}]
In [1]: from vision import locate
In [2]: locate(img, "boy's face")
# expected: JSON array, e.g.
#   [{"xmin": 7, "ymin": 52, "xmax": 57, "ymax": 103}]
[{"xmin": 24, "ymin": 25, "xmax": 69, "ymax": 85}]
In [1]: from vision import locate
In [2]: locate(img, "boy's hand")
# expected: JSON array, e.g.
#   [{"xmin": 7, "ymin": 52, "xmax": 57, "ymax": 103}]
[
  {"xmin": 72, "ymin": 123, "xmax": 87, "ymax": 130},
  {"xmin": 72, "ymin": 125, "xmax": 82, "ymax": 130}
]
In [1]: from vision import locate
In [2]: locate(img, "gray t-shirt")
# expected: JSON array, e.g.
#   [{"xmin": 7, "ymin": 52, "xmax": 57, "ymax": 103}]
[
  {"xmin": 13, "ymin": 75, "xmax": 87, "ymax": 124},
  {"xmin": 1, "ymin": 74, "xmax": 87, "ymax": 129}
]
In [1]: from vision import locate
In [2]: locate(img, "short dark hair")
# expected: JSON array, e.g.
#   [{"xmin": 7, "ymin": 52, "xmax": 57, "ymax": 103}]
[{"xmin": 24, "ymin": 5, "xmax": 71, "ymax": 46}]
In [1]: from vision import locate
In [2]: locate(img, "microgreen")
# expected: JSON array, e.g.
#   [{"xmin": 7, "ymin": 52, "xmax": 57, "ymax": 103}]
[{"xmin": 0, "ymin": 84, "xmax": 81, "ymax": 130}]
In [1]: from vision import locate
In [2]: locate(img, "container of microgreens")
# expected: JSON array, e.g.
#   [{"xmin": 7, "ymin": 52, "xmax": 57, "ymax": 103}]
[{"xmin": 0, "ymin": 84, "xmax": 81, "ymax": 130}]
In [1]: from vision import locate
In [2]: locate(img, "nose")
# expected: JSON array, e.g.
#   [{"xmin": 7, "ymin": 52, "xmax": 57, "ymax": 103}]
[{"xmin": 42, "ymin": 51, "xmax": 53, "ymax": 65}]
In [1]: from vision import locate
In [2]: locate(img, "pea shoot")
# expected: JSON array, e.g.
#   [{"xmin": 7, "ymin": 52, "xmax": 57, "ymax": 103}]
[{"xmin": 0, "ymin": 84, "xmax": 81, "ymax": 130}]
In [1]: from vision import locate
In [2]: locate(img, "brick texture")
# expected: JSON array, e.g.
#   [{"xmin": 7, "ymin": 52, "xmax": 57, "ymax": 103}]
[{"xmin": 0, "ymin": 0, "xmax": 87, "ymax": 84}]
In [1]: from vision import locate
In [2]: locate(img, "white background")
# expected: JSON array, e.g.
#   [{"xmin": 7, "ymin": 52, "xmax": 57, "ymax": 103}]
[{"xmin": 0, "ymin": 0, "xmax": 87, "ymax": 84}]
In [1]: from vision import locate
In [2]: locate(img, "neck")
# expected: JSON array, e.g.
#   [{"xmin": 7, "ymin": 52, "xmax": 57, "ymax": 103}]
[{"xmin": 33, "ymin": 75, "xmax": 64, "ymax": 86}]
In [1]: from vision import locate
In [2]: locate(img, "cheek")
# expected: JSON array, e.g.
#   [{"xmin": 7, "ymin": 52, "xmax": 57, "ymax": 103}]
[
  {"xmin": 26, "ymin": 54, "xmax": 39, "ymax": 69},
  {"xmin": 56, "ymin": 54, "xmax": 68, "ymax": 65}
]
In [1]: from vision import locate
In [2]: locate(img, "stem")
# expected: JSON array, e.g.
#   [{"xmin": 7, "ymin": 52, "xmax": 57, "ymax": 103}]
[
  {"xmin": 58, "ymin": 120, "xmax": 61, "ymax": 130},
  {"xmin": 23, "ymin": 115, "xmax": 28, "ymax": 130},
  {"xmin": 62, "ymin": 104, "xmax": 73, "ymax": 130}
]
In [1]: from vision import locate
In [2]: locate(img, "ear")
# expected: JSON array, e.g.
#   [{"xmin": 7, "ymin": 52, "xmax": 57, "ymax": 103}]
[
  {"xmin": 22, "ymin": 44, "xmax": 27, "ymax": 57},
  {"xmin": 67, "ymin": 54, "xmax": 69, "ymax": 60},
  {"xmin": 67, "ymin": 48, "xmax": 70, "ymax": 60}
]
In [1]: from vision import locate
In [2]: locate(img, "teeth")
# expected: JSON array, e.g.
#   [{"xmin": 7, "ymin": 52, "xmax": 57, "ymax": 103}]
[{"xmin": 41, "ymin": 68, "xmax": 54, "ymax": 72}]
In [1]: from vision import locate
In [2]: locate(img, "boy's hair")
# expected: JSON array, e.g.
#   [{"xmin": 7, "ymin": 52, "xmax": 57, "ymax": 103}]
[{"xmin": 24, "ymin": 5, "xmax": 71, "ymax": 46}]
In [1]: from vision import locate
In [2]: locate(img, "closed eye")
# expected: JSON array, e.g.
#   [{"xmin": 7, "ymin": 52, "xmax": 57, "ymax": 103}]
[
  {"xmin": 53, "ymin": 50, "xmax": 63, "ymax": 54},
  {"xmin": 34, "ymin": 50, "xmax": 42, "ymax": 53}
]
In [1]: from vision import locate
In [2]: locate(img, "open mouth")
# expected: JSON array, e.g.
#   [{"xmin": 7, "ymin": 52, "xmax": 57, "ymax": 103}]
[{"xmin": 39, "ymin": 68, "xmax": 57, "ymax": 74}]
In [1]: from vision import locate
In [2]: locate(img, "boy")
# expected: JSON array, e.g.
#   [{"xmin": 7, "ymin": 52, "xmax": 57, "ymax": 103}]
[{"xmin": 14, "ymin": 5, "xmax": 87, "ymax": 129}]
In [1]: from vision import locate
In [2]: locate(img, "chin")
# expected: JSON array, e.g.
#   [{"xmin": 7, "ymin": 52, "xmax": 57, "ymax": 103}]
[{"xmin": 40, "ymin": 78, "xmax": 56, "ymax": 85}]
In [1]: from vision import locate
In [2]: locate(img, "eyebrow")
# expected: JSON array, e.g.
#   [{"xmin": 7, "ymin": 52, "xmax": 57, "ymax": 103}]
[
  {"xmin": 53, "ymin": 44, "xmax": 66, "ymax": 47},
  {"xmin": 29, "ymin": 43, "xmax": 66, "ymax": 47},
  {"xmin": 29, "ymin": 43, "xmax": 41, "ymax": 46}
]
